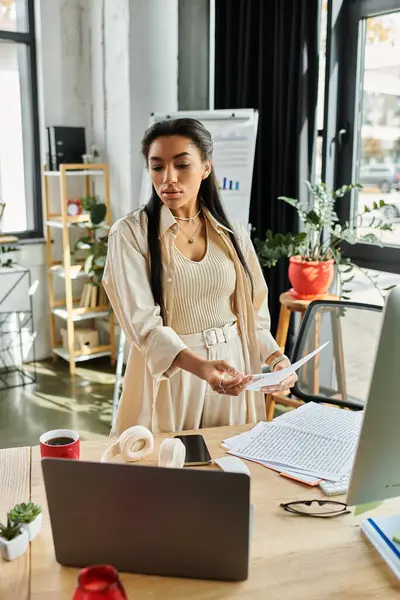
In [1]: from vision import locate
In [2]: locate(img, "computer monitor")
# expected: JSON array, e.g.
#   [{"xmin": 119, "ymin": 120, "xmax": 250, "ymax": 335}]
[{"xmin": 347, "ymin": 285, "xmax": 400, "ymax": 506}]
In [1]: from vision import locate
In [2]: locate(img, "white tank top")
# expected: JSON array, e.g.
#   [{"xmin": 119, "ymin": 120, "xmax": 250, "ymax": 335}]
[{"xmin": 171, "ymin": 228, "xmax": 237, "ymax": 335}]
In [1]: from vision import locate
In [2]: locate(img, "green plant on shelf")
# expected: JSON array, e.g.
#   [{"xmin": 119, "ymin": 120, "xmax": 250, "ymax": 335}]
[
  {"xmin": 80, "ymin": 195, "xmax": 107, "ymax": 224},
  {"xmin": 9, "ymin": 502, "xmax": 42, "ymax": 524},
  {"xmin": 91, "ymin": 145, "xmax": 100, "ymax": 160},
  {"xmin": 72, "ymin": 195, "xmax": 108, "ymax": 285},
  {"xmin": 0, "ymin": 516, "xmax": 23, "ymax": 541}
]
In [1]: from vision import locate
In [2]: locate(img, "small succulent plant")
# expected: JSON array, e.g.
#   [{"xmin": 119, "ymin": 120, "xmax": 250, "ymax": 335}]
[
  {"xmin": 9, "ymin": 502, "xmax": 42, "ymax": 524},
  {"xmin": 0, "ymin": 516, "xmax": 23, "ymax": 541}
]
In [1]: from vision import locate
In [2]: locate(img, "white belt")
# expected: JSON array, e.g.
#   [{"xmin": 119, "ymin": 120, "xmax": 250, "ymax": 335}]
[{"xmin": 179, "ymin": 322, "xmax": 238, "ymax": 349}]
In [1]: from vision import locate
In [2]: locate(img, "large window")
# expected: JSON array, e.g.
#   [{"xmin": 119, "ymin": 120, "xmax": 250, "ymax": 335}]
[
  {"xmin": 323, "ymin": 0, "xmax": 400, "ymax": 273},
  {"xmin": 0, "ymin": 0, "xmax": 42, "ymax": 239}
]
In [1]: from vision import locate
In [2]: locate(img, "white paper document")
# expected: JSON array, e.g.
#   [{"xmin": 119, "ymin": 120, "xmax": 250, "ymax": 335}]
[
  {"xmin": 221, "ymin": 403, "xmax": 361, "ymax": 484},
  {"xmin": 221, "ymin": 421, "xmax": 267, "ymax": 450},
  {"xmin": 228, "ymin": 422, "xmax": 355, "ymax": 481},
  {"xmin": 276, "ymin": 401, "xmax": 363, "ymax": 442},
  {"xmin": 246, "ymin": 341, "xmax": 330, "ymax": 391}
]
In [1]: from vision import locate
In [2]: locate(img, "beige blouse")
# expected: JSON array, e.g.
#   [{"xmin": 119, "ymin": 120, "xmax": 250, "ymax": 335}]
[
  {"xmin": 102, "ymin": 204, "xmax": 280, "ymax": 435},
  {"xmin": 171, "ymin": 224, "xmax": 237, "ymax": 334}
]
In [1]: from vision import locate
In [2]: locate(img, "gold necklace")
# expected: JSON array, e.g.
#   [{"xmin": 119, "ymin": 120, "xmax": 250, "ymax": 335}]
[
  {"xmin": 178, "ymin": 218, "xmax": 202, "ymax": 244},
  {"xmin": 174, "ymin": 209, "xmax": 201, "ymax": 222}
]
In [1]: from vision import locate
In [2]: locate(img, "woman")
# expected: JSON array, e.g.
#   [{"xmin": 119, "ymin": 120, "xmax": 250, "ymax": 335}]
[{"xmin": 103, "ymin": 118, "xmax": 297, "ymax": 435}]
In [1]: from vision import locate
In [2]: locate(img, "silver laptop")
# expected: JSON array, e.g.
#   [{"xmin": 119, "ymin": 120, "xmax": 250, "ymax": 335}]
[{"xmin": 42, "ymin": 458, "xmax": 251, "ymax": 581}]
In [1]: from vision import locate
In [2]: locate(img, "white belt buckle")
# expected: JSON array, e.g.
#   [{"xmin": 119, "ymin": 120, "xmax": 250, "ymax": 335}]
[{"xmin": 203, "ymin": 327, "xmax": 226, "ymax": 348}]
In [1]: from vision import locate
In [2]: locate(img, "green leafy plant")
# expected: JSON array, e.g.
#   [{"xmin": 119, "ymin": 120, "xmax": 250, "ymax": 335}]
[
  {"xmin": 72, "ymin": 195, "xmax": 108, "ymax": 285},
  {"xmin": 91, "ymin": 145, "xmax": 100, "ymax": 159},
  {"xmin": 0, "ymin": 243, "xmax": 20, "ymax": 267},
  {"xmin": 73, "ymin": 232, "xmax": 108, "ymax": 285},
  {"xmin": 0, "ymin": 516, "xmax": 23, "ymax": 541},
  {"xmin": 80, "ymin": 195, "xmax": 107, "ymax": 224},
  {"xmin": 0, "ymin": 201, "xmax": 20, "ymax": 267},
  {"xmin": 9, "ymin": 502, "xmax": 42, "ymax": 524},
  {"xmin": 255, "ymin": 180, "xmax": 396, "ymax": 299}
]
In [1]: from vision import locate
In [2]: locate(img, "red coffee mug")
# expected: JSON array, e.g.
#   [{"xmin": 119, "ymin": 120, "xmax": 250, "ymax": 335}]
[{"xmin": 40, "ymin": 429, "xmax": 80, "ymax": 460}]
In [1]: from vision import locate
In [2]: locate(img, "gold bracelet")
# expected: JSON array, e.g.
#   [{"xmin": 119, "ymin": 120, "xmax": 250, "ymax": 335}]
[{"xmin": 270, "ymin": 354, "xmax": 288, "ymax": 371}]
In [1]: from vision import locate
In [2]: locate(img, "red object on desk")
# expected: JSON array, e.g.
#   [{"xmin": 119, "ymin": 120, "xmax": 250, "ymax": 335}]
[
  {"xmin": 288, "ymin": 256, "xmax": 334, "ymax": 299},
  {"xmin": 73, "ymin": 565, "xmax": 128, "ymax": 600},
  {"xmin": 39, "ymin": 429, "xmax": 80, "ymax": 460}
]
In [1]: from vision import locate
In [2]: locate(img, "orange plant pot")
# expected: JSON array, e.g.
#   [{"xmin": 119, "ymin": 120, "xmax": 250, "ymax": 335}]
[{"xmin": 288, "ymin": 256, "xmax": 335, "ymax": 300}]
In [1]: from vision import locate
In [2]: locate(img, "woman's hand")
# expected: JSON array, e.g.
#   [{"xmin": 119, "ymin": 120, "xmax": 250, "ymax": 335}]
[
  {"xmin": 260, "ymin": 356, "xmax": 298, "ymax": 394},
  {"xmin": 172, "ymin": 350, "xmax": 252, "ymax": 396},
  {"xmin": 198, "ymin": 360, "xmax": 253, "ymax": 397}
]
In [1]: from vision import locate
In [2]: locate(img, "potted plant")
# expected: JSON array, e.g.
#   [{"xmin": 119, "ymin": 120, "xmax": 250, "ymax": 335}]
[
  {"xmin": 0, "ymin": 516, "xmax": 29, "ymax": 561},
  {"xmin": 72, "ymin": 198, "xmax": 108, "ymax": 284},
  {"xmin": 79, "ymin": 194, "xmax": 106, "ymax": 223},
  {"xmin": 0, "ymin": 242, "xmax": 20, "ymax": 267},
  {"xmin": 82, "ymin": 146, "xmax": 100, "ymax": 164},
  {"xmin": 9, "ymin": 502, "xmax": 42, "ymax": 541},
  {"xmin": 0, "ymin": 201, "xmax": 20, "ymax": 266},
  {"xmin": 255, "ymin": 180, "xmax": 395, "ymax": 299},
  {"xmin": 82, "ymin": 153, "xmax": 94, "ymax": 164},
  {"xmin": 91, "ymin": 145, "xmax": 100, "ymax": 162},
  {"xmin": 80, "ymin": 194, "xmax": 97, "ymax": 215}
]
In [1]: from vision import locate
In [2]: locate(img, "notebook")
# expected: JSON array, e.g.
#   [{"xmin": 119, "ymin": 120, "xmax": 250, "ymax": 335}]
[{"xmin": 360, "ymin": 515, "xmax": 400, "ymax": 580}]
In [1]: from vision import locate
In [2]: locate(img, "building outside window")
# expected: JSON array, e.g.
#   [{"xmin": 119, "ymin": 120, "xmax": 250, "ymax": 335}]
[{"xmin": 0, "ymin": 0, "xmax": 42, "ymax": 239}]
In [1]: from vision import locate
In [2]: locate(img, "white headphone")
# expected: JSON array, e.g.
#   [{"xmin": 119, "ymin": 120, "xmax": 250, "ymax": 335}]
[{"xmin": 100, "ymin": 426, "xmax": 186, "ymax": 468}]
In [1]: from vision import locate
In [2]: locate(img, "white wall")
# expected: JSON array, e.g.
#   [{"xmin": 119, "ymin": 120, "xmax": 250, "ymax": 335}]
[
  {"xmin": 129, "ymin": 0, "xmax": 178, "ymax": 215},
  {"xmin": 40, "ymin": 0, "xmax": 89, "ymax": 126},
  {"xmin": 102, "ymin": 0, "xmax": 132, "ymax": 218},
  {"xmin": 82, "ymin": 0, "xmax": 178, "ymax": 219},
  {"xmin": 13, "ymin": 0, "xmax": 178, "ymax": 361}
]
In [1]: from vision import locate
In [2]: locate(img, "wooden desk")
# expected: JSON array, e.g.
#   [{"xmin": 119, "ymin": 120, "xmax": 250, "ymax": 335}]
[{"xmin": 1, "ymin": 425, "xmax": 399, "ymax": 599}]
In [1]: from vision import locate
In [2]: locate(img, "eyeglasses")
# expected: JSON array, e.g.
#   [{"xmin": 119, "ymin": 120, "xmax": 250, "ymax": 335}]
[{"xmin": 280, "ymin": 499, "xmax": 350, "ymax": 518}]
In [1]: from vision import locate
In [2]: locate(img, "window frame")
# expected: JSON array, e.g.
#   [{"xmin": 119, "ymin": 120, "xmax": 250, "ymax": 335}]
[
  {"xmin": 323, "ymin": 0, "xmax": 400, "ymax": 274},
  {"xmin": 0, "ymin": 0, "xmax": 43, "ymax": 240}
]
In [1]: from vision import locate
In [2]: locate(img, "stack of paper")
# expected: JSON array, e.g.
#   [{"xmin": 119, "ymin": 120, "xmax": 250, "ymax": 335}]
[{"xmin": 223, "ymin": 403, "xmax": 363, "ymax": 483}]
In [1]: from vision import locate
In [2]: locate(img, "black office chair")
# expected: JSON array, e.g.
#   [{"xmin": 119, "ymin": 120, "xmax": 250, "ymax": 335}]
[
  {"xmin": 267, "ymin": 299, "xmax": 384, "ymax": 418},
  {"xmin": 290, "ymin": 300, "xmax": 383, "ymax": 410}
]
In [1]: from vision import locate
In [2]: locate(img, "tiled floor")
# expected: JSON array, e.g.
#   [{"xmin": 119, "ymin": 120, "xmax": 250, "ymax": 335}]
[{"xmin": 0, "ymin": 358, "xmax": 115, "ymax": 449}]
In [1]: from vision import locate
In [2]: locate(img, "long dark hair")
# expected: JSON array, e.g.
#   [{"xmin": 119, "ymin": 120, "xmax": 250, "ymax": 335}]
[{"xmin": 141, "ymin": 118, "xmax": 253, "ymax": 322}]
